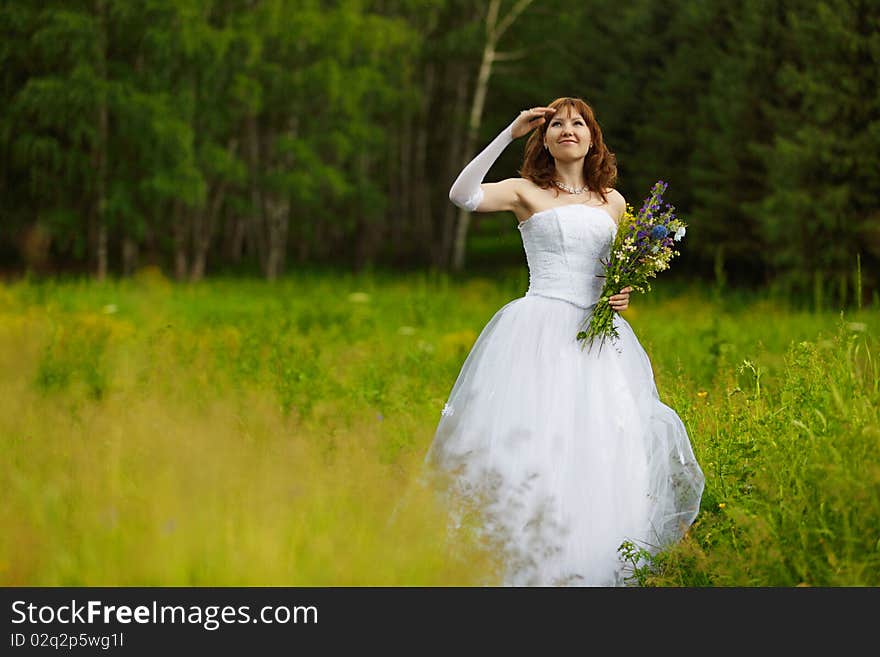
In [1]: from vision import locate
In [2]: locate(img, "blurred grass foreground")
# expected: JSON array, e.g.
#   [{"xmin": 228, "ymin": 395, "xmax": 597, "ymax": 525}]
[{"xmin": 1, "ymin": 268, "xmax": 878, "ymax": 586}]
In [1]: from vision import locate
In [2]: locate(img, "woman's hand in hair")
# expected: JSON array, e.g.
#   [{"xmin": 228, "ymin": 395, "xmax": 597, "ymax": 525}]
[{"xmin": 511, "ymin": 107, "xmax": 556, "ymax": 140}]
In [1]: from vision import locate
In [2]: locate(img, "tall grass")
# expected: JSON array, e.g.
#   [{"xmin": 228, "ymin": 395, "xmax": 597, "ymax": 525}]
[
  {"xmin": 0, "ymin": 268, "xmax": 877, "ymax": 585},
  {"xmin": 625, "ymin": 315, "xmax": 880, "ymax": 585}
]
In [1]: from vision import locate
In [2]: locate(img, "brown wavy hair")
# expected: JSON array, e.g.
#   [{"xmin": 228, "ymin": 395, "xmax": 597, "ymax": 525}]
[{"xmin": 518, "ymin": 97, "xmax": 617, "ymax": 204}]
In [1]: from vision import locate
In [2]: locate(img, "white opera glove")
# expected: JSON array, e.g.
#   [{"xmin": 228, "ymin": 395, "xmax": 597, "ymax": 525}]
[{"xmin": 448, "ymin": 116, "xmax": 517, "ymax": 211}]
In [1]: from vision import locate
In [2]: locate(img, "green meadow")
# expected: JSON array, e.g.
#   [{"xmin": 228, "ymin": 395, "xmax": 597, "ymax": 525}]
[{"xmin": 1, "ymin": 268, "xmax": 878, "ymax": 586}]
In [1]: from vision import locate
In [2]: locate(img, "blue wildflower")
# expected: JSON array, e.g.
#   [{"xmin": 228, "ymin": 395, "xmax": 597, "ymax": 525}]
[{"xmin": 650, "ymin": 225, "xmax": 668, "ymax": 239}]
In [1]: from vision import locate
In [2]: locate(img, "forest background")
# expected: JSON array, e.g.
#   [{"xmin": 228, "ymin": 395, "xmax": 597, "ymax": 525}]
[{"xmin": 2, "ymin": 0, "xmax": 878, "ymax": 310}]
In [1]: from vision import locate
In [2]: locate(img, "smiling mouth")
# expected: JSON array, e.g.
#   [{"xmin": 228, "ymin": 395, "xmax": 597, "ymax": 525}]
[{"xmin": 559, "ymin": 140, "xmax": 578, "ymax": 144}]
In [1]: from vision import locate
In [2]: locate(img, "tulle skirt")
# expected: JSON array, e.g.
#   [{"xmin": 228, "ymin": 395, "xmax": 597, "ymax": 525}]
[{"xmin": 424, "ymin": 293, "xmax": 704, "ymax": 586}]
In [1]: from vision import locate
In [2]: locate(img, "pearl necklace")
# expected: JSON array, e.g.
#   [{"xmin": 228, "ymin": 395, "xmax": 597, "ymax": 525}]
[{"xmin": 553, "ymin": 180, "xmax": 589, "ymax": 195}]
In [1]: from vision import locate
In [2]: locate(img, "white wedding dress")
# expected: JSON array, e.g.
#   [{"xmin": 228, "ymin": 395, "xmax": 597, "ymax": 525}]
[{"xmin": 424, "ymin": 202, "xmax": 705, "ymax": 586}]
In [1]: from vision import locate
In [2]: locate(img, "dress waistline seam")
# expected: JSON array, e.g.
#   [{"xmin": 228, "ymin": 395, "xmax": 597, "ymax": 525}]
[{"xmin": 524, "ymin": 291, "xmax": 598, "ymax": 311}]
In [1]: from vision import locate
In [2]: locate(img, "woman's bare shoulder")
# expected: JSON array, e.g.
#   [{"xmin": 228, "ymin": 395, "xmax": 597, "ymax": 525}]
[
  {"xmin": 505, "ymin": 177, "xmax": 540, "ymax": 195},
  {"xmin": 604, "ymin": 188, "xmax": 626, "ymax": 223}
]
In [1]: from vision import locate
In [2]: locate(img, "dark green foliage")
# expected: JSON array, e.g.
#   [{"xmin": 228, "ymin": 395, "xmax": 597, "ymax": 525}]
[{"xmin": 1, "ymin": 0, "xmax": 877, "ymax": 306}]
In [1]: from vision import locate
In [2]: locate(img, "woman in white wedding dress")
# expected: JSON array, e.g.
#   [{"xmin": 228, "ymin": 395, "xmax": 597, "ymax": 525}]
[{"xmin": 424, "ymin": 97, "xmax": 704, "ymax": 586}]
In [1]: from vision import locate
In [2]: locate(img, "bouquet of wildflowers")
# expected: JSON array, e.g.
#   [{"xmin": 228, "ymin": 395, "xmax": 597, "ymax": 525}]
[{"xmin": 576, "ymin": 181, "xmax": 687, "ymax": 354}]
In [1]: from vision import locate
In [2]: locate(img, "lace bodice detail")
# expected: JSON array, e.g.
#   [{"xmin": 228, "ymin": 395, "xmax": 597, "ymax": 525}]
[{"xmin": 517, "ymin": 203, "xmax": 617, "ymax": 309}]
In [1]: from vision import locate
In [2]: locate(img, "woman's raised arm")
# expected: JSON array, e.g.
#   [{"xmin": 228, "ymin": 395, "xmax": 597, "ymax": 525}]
[{"xmin": 448, "ymin": 107, "xmax": 555, "ymax": 214}]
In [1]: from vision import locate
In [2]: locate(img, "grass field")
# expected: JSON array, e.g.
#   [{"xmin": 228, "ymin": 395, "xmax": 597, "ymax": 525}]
[{"xmin": 1, "ymin": 267, "xmax": 878, "ymax": 586}]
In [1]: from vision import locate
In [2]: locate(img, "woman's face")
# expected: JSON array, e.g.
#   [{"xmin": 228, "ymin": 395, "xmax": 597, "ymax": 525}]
[{"xmin": 543, "ymin": 106, "xmax": 592, "ymax": 161}]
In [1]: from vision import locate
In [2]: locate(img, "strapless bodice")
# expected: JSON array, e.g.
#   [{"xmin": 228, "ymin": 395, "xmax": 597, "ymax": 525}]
[{"xmin": 517, "ymin": 203, "xmax": 618, "ymax": 309}]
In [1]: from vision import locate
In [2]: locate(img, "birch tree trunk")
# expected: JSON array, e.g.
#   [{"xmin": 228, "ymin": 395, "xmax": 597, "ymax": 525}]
[
  {"xmin": 451, "ymin": 0, "xmax": 532, "ymax": 272},
  {"xmin": 264, "ymin": 195, "xmax": 289, "ymax": 280},
  {"xmin": 189, "ymin": 182, "xmax": 227, "ymax": 282},
  {"xmin": 190, "ymin": 140, "xmax": 236, "ymax": 281},
  {"xmin": 261, "ymin": 114, "xmax": 297, "ymax": 280}
]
